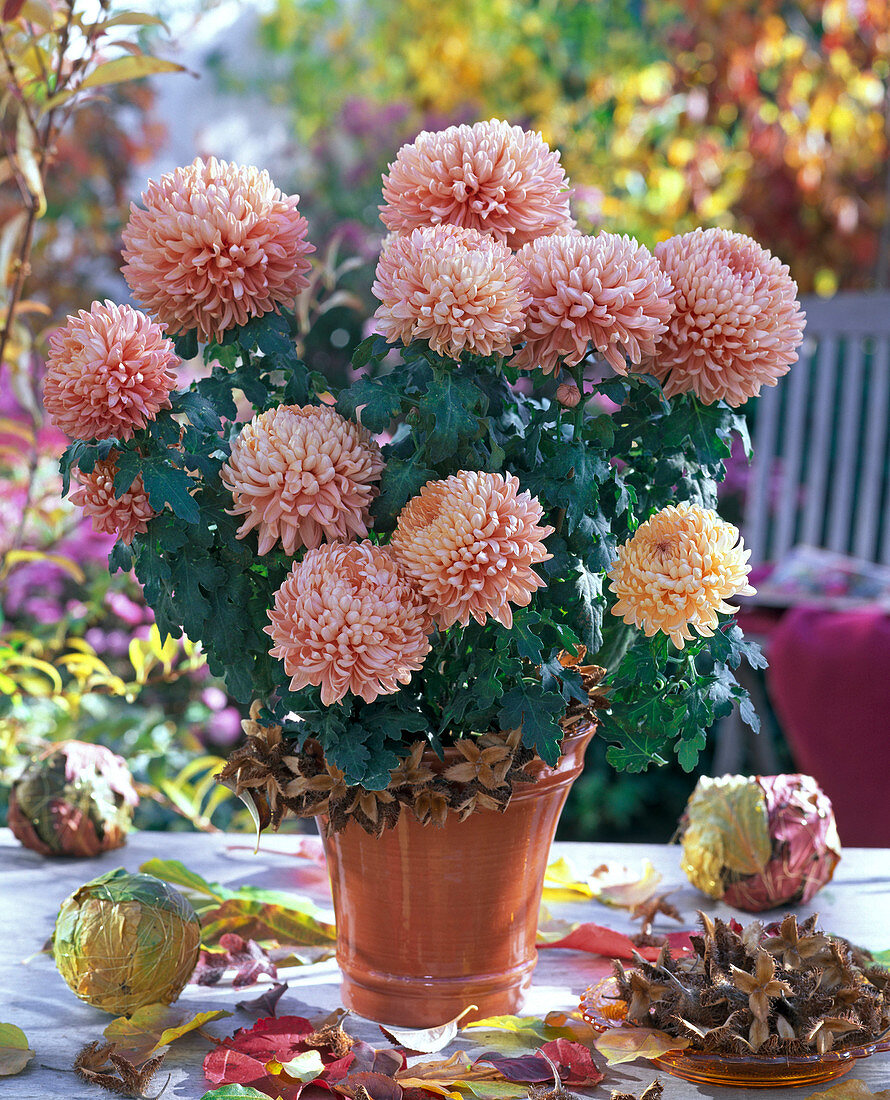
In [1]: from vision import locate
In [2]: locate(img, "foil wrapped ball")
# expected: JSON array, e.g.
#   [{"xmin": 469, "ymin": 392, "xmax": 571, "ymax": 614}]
[
  {"xmin": 9, "ymin": 741, "xmax": 138, "ymax": 857},
  {"xmin": 54, "ymin": 868, "xmax": 201, "ymax": 1015},
  {"xmin": 679, "ymin": 773, "xmax": 841, "ymax": 912}
]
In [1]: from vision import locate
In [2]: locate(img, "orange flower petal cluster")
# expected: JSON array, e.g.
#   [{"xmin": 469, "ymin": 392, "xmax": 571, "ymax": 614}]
[
  {"xmin": 69, "ymin": 458, "xmax": 156, "ymax": 545},
  {"xmin": 122, "ymin": 157, "xmax": 314, "ymax": 342},
  {"xmin": 650, "ymin": 228, "xmax": 806, "ymax": 406},
  {"xmin": 265, "ymin": 540, "xmax": 431, "ymax": 705},
  {"xmin": 221, "ymin": 404, "xmax": 384, "ymax": 556},
  {"xmin": 513, "ymin": 233, "xmax": 674, "ymax": 375},
  {"xmin": 44, "ymin": 301, "xmax": 176, "ymax": 441},
  {"xmin": 380, "ymin": 119, "xmax": 572, "ymax": 247},
  {"xmin": 608, "ymin": 503, "xmax": 755, "ymax": 649},
  {"xmin": 372, "ymin": 224, "xmax": 529, "ymax": 359},
  {"xmin": 390, "ymin": 471, "xmax": 553, "ymax": 630}
]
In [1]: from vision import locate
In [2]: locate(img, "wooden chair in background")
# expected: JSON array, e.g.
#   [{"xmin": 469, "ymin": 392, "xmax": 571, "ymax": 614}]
[{"xmin": 714, "ymin": 292, "xmax": 890, "ymax": 818}]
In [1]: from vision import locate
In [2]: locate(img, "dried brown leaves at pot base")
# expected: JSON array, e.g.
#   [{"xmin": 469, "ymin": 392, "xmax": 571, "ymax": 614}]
[
  {"xmin": 74, "ymin": 1041, "xmax": 168, "ymax": 1099},
  {"xmin": 220, "ymin": 671, "xmax": 607, "ymax": 837},
  {"xmin": 611, "ymin": 913, "xmax": 890, "ymax": 1056}
]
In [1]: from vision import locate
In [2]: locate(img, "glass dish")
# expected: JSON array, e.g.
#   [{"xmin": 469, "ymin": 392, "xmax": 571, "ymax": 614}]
[
  {"xmin": 581, "ymin": 983, "xmax": 890, "ymax": 1090},
  {"xmin": 648, "ymin": 1041, "xmax": 890, "ymax": 1088}
]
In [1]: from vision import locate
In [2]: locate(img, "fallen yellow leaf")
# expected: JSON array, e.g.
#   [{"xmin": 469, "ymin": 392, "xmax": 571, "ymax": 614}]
[{"xmin": 594, "ymin": 1026, "xmax": 690, "ymax": 1065}]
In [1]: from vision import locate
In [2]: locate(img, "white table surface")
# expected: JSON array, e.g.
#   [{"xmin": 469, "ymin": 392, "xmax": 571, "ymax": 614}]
[{"xmin": 2, "ymin": 828, "xmax": 889, "ymax": 1099}]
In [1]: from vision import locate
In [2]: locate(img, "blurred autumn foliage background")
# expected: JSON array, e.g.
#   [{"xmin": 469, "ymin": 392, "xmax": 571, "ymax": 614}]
[{"xmin": 2, "ymin": 0, "xmax": 889, "ymax": 840}]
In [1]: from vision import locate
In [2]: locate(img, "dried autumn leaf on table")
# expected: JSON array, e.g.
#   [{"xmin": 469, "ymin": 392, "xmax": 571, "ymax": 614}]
[
  {"xmin": 105, "ymin": 1004, "xmax": 233, "ymax": 1062},
  {"xmin": 463, "ymin": 1015, "xmax": 592, "ymax": 1055},
  {"xmin": 204, "ymin": 1016, "xmax": 398, "ymax": 1100},
  {"xmin": 475, "ymin": 1042, "xmax": 602, "ymax": 1088},
  {"xmin": 536, "ymin": 1040, "xmax": 603, "ymax": 1086},
  {"xmin": 593, "ymin": 1027, "xmax": 690, "ymax": 1065},
  {"xmin": 270, "ymin": 1049, "xmax": 326, "ymax": 1082},
  {"xmin": 193, "ymin": 934, "xmax": 278, "ymax": 988},
  {"xmin": 542, "ymin": 859, "xmax": 664, "ymax": 910},
  {"xmin": 380, "ymin": 1005, "xmax": 477, "ymax": 1053},
  {"xmin": 237, "ymin": 982, "xmax": 289, "ymax": 1018},
  {"xmin": 609, "ymin": 1082, "xmax": 663, "ymax": 1100},
  {"xmin": 395, "ymin": 1051, "xmax": 526, "ymax": 1099},
  {"xmin": 303, "ymin": 1018, "xmax": 355, "ymax": 1058},
  {"xmin": 538, "ymin": 923, "xmax": 693, "ymax": 961},
  {"xmin": 346, "ymin": 1040, "xmax": 405, "ymax": 1077},
  {"xmin": 333, "ymin": 1069, "xmax": 405, "ymax": 1100},
  {"xmin": 74, "ymin": 1040, "xmax": 168, "ymax": 1098},
  {"xmin": 0, "ymin": 1023, "xmax": 35, "ymax": 1076},
  {"xmin": 140, "ymin": 858, "xmax": 335, "ymax": 950},
  {"xmin": 200, "ymin": 900, "xmax": 337, "ymax": 948},
  {"xmin": 204, "ymin": 1016, "xmax": 317, "ymax": 1092},
  {"xmin": 542, "ymin": 858, "xmax": 594, "ymax": 900},
  {"xmin": 807, "ymin": 1083, "xmax": 890, "ymax": 1100},
  {"xmin": 472, "ymin": 1054, "xmax": 553, "ymax": 1083},
  {"xmin": 589, "ymin": 862, "xmax": 663, "ymax": 910}
]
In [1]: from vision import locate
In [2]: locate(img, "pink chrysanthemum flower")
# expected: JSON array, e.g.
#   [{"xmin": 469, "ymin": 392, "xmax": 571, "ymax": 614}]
[
  {"xmin": 121, "ymin": 157, "xmax": 314, "ymax": 342},
  {"xmin": 221, "ymin": 404, "xmax": 384, "ymax": 556},
  {"xmin": 649, "ymin": 228, "xmax": 806, "ymax": 406},
  {"xmin": 43, "ymin": 301, "xmax": 177, "ymax": 442},
  {"xmin": 380, "ymin": 119, "xmax": 572, "ymax": 247},
  {"xmin": 608, "ymin": 503, "xmax": 755, "ymax": 649},
  {"xmin": 372, "ymin": 224, "xmax": 530, "ymax": 359},
  {"xmin": 266, "ymin": 540, "xmax": 431, "ymax": 705},
  {"xmin": 512, "ymin": 233, "xmax": 674, "ymax": 375},
  {"xmin": 69, "ymin": 457, "xmax": 156, "ymax": 545},
  {"xmin": 390, "ymin": 470, "xmax": 553, "ymax": 630}
]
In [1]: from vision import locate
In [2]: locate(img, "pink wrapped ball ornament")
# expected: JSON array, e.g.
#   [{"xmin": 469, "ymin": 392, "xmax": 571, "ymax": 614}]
[{"xmin": 679, "ymin": 773, "xmax": 841, "ymax": 912}]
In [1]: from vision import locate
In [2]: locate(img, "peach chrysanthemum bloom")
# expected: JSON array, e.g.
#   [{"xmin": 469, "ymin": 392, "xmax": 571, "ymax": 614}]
[
  {"xmin": 69, "ymin": 458, "xmax": 156, "ymax": 545},
  {"xmin": 649, "ymin": 228, "xmax": 806, "ymax": 406},
  {"xmin": 221, "ymin": 404, "xmax": 384, "ymax": 556},
  {"xmin": 372, "ymin": 224, "xmax": 530, "ymax": 359},
  {"xmin": 265, "ymin": 540, "xmax": 431, "ymax": 706},
  {"xmin": 608, "ymin": 503, "xmax": 756, "ymax": 650},
  {"xmin": 380, "ymin": 119, "xmax": 572, "ymax": 247},
  {"xmin": 122, "ymin": 157, "xmax": 314, "ymax": 342},
  {"xmin": 512, "ymin": 233, "xmax": 674, "ymax": 375},
  {"xmin": 44, "ymin": 301, "xmax": 177, "ymax": 442},
  {"xmin": 390, "ymin": 470, "xmax": 553, "ymax": 630}
]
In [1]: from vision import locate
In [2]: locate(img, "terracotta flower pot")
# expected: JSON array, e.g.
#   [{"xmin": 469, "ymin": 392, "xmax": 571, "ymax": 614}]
[{"xmin": 318, "ymin": 724, "xmax": 595, "ymax": 1027}]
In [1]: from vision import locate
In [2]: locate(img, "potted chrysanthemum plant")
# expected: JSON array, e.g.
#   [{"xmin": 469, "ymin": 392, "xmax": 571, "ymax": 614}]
[{"xmin": 47, "ymin": 121, "xmax": 804, "ymax": 1026}]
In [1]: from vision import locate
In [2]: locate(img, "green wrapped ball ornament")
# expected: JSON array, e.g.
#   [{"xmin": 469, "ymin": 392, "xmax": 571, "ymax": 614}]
[{"xmin": 53, "ymin": 868, "xmax": 201, "ymax": 1015}]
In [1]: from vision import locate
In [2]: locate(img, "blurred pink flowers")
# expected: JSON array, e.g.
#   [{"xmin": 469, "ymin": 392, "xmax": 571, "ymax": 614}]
[
  {"xmin": 221, "ymin": 404, "xmax": 383, "ymax": 555},
  {"xmin": 380, "ymin": 119, "xmax": 572, "ymax": 246},
  {"xmin": 43, "ymin": 301, "xmax": 177, "ymax": 441},
  {"xmin": 513, "ymin": 233, "xmax": 673, "ymax": 375},
  {"xmin": 372, "ymin": 224, "xmax": 529, "ymax": 359},
  {"xmin": 650, "ymin": 228, "xmax": 805, "ymax": 406},
  {"xmin": 122, "ymin": 157, "xmax": 314, "ymax": 342},
  {"xmin": 266, "ymin": 540, "xmax": 431, "ymax": 705},
  {"xmin": 390, "ymin": 470, "xmax": 553, "ymax": 630}
]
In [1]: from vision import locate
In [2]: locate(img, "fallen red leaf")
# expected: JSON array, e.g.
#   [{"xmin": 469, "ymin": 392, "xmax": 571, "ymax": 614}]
[
  {"xmin": 204, "ymin": 1016, "xmax": 408, "ymax": 1100},
  {"xmin": 537, "ymin": 1039, "xmax": 603, "ymax": 1086},
  {"xmin": 538, "ymin": 923, "xmax": 693, "ymax": 961},
  {"xmin": 204, "ymin": 1016, "xmax": 322, "ymax": 1098}
]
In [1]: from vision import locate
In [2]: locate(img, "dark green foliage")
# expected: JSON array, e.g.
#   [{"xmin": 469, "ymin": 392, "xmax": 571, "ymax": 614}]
[{"xmin": 58, "ymin": 311, "xmax": 765, "ymax": 789}]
